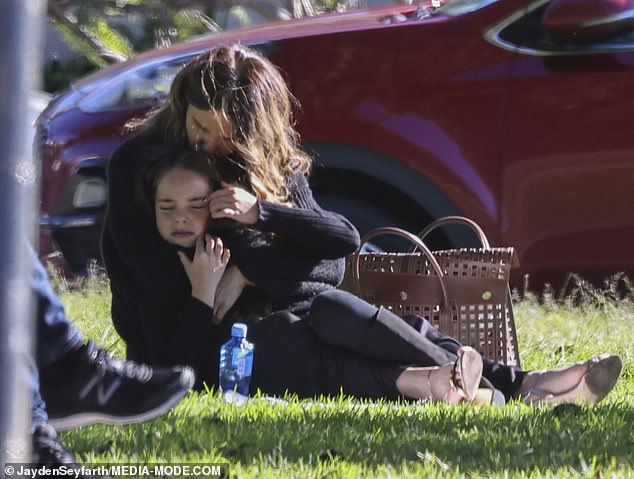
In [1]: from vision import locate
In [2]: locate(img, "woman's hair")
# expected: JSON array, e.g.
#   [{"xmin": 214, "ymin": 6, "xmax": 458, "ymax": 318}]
[{"xmin": 137, "ymin": 44, "xmax": 312, "ymax": 206}]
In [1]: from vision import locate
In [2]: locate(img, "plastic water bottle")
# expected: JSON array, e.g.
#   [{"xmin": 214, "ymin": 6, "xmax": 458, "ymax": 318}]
[{"xmin": 219, "ymin": 323, "xmax": 254, "ymax": 399}]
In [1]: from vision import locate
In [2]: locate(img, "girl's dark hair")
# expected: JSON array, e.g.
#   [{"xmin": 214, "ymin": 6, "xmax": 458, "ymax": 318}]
[
  {"xmin": 136, "ymin": 145, "xmax": 250, "ymax": 231},
  {"xmin": 136, "ymin": 146, "xmax": 213, "ymax": 217}
]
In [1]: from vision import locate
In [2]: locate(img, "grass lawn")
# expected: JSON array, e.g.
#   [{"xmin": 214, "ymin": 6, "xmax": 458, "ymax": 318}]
[{"xmin": 56, "ymin": 272, "xmax": 634, "ymax": 478}]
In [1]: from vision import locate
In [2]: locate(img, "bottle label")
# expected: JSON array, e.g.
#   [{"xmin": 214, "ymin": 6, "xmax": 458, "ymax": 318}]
[{"xmin": 233, "ymin": 354, "xmax": 246, "ymax": 376}]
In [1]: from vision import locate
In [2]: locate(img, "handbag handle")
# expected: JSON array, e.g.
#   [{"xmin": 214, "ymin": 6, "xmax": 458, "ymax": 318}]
[
  {"xmin": 417, "ymin": 216, "xmax": 491, "ymax": 249},
  {"xmin": 352, "ymin": 227, "xmax": 451, "ymax": 326}
]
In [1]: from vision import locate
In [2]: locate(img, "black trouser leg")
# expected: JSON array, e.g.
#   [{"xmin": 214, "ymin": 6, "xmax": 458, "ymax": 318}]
[
  {"xmin": 309, "ymin": 290, "xmax": 456, "ymax": 366},
  {"xmin": 250, "ymin": 311, "xmax": 404, "ymax": 400},
  {"xmin": 309, "ymin": 289, "xmax": 526, "ymax": 401}
]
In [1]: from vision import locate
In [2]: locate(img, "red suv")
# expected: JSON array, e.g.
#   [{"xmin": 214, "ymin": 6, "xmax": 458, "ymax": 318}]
[{"xmin": 36, "ymin": 0, "xmax": 634, "ymax": 291}]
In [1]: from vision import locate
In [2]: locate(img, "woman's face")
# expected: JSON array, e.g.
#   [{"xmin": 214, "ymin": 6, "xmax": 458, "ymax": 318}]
[
  {"xmin": 155, "ymin": 168, "xmax": 212, "ymax": 248},
  {"xmin": 185, "ymin": 104, "xmax": 235, "ymax": 156}
]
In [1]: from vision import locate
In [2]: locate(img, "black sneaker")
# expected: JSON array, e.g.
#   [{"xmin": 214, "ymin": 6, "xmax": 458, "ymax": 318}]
[
  {"xmin": 31, "ymin": 422, "xmax": 110, "ymax": 478},
  {"xmin": 41, "ymin": 341, "xmax": 195, "ymax": 431}
]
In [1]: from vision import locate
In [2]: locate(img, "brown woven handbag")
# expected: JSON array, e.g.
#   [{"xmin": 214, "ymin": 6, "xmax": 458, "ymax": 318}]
[{"xmin": 340, "ymin": 216, "xmax": 521, "ymax": 366}]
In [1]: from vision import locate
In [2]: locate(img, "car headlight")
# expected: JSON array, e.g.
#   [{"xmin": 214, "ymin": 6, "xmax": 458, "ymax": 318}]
[{"xmin": 73, "ymin": 178, "xmax": 108, "ymax": 209}]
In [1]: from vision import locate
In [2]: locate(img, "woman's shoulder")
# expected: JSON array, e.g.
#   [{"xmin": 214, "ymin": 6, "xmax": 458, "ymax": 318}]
[
  {"xmin": 111, "ymin": 133, "xmax": 190, "ymax": 174},
  {"xmin": 283, "ymin": 172, "xmax": 316, "ymax": 208},
  {"xmin": 113, "ymin": 130, "xmax": 162, "ymax": 156},
  {"xmin": 288, "ymin": 172, "xmax": 310, "ymax": 190}
]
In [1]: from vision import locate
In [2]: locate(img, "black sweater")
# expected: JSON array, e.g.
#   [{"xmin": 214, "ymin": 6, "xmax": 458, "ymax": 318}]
[{"xmin": 102, "ymin": 132, "xmax": 360, "ymax": 386}]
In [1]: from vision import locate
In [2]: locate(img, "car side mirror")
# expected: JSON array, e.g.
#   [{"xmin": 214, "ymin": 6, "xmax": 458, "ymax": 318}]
[{"xmin": 543, "ymin": 0, "xmax": 634, "ymax": 42}]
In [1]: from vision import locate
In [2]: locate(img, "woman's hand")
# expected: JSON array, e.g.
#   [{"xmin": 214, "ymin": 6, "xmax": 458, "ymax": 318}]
[
  {"xmin": 207, "ymin": 181, "xmax": 259, "ymax": 225},
  {"xmin": 177, "ymin": 234, "xmax": 230, "ymax": 309},
  {"xmin": 212, "ymin": 265, "xmax": 253, "ymax": 324}
]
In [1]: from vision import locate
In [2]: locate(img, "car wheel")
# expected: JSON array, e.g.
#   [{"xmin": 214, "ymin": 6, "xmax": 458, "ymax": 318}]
[
  {"xmin": 53, "ymin": 227, "xmax": 103, "ymax": 275},
  {"xmin": 311, "ymin": 170, "xmax": 449, "ymax": 253}
]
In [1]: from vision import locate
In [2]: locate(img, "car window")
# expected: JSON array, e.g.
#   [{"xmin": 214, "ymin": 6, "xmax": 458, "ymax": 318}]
[
  {"xmin": 437, "ymin": 0, "xmax": 500, "ymax": 16},
  {"xmin": 490, "ymin": 0, "xmax": 634, "ymax": 55},
  {"xmin": 78, "ymin": 55, "xmax": 197, "ymax": 112}
]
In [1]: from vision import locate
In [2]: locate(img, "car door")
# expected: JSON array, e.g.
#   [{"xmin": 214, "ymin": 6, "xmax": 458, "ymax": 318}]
[{"xmin": 492, "ymin": 0, "xmax": 634, "ymax": 289}]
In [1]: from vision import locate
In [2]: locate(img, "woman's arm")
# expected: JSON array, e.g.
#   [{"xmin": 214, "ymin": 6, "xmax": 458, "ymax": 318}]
[
  {"xmin": 208, "ymin": 173, "xmax": 360, "ymax": 260},
  {"xmin": 256, "ymin": 173, "xmax": 360, "ymax": 259},
  {"xmin": 222, "ymin": 227, "xmax": 347, "ymax": 315},
  {"xmin": 212, "ymin": 174, "xmax": 357, "ymax": 314}
]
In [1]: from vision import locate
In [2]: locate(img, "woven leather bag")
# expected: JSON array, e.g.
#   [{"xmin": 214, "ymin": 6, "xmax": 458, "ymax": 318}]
[{"xmin": 340, "ymin": 216, "xmax": 521, "ymax": 366}]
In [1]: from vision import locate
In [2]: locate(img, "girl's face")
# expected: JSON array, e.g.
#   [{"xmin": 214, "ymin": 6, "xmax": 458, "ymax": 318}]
[
  {"xmin": 185, "ymin": 104, "xmax": 235, "ymax": 156},
  {"xmin": 155, "ymin": 168, "xmax": 212, "ymax": 248}
]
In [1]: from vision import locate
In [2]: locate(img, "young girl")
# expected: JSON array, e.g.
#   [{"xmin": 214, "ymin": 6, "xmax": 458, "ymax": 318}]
[
  {"xmin": 150, "ymin": 150, "xmax": 231, "ymax": 310},
  {"xmin": 136, "ymin": 146, "xmax": 487, "ymax": 404}
]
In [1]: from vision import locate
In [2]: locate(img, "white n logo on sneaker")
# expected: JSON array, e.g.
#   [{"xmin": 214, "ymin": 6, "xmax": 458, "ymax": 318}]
[{"xmin": 79, "ymin": 375, "xmax": 123, "ymax": 405}]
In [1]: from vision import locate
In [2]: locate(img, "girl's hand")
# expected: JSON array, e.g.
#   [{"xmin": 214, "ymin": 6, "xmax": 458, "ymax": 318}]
[
  {"xmin": 177, "ymin": 234, "xmax": 230, "ymax": 308},
  {"xmin": 207, "ymin": 181, "xmax": 259, "ymax": 225},
  {"xmin": 212, "ymin": 265, "xmax": 253, "ymax": 324}
]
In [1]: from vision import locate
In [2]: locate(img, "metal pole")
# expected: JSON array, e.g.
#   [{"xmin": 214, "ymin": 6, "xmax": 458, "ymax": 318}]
[{"xmin": 0, "ymin": 0, "xmax": 45, "ymax": 469}]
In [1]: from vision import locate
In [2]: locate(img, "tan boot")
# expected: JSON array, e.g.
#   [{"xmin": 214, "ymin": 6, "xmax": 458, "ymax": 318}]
[
  {"xmin": 397, "ymin": 347, "xmax": 483, "ymax": 404},
  {"xmin": 473, "ymin": 388, "xmax": 506, "ymax": 406},
  {"xmin": 429, "ymin": 346, "xmax": 483, "ymax": 404}
]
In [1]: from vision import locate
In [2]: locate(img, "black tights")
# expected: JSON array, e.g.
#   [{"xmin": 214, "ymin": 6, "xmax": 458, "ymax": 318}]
[{"xmin": 308, "ymin": 289, "xmax": 526, "ymax": 401}]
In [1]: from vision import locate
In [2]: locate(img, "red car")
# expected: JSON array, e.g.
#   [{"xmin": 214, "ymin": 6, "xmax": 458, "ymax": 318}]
[{"xmin": 36, "ymin": 0, "xmax": 634, "ymax": 292}]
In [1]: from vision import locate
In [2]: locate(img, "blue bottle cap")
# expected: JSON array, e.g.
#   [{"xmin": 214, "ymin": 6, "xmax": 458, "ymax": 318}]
[{"xmin": 231, "ymin": 323, "xmax": 248, "ymax": 338}]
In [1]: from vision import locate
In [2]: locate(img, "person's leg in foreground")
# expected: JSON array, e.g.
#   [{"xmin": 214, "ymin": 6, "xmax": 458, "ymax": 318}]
[{"xmin": 27, "ymin": 247, "xmax": 195, "ymax": 476}]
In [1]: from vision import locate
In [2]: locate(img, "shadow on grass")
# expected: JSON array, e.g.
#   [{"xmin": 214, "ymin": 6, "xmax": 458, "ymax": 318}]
[{"xmin": 64, "ymin": 398, "xmax": 634, "ymax": 475}]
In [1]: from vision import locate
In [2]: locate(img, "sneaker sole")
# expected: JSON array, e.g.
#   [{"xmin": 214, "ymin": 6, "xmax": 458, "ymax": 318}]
[{"xmin": 49, "ymin": 368, "xmax": 195, "ymax": 431}]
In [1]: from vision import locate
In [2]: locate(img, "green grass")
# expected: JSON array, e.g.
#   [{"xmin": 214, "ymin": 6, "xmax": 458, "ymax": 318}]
[{"xmin": 54, "ymin": 272, "xmax": 634, "ymax": 478}]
